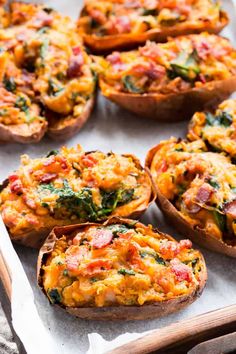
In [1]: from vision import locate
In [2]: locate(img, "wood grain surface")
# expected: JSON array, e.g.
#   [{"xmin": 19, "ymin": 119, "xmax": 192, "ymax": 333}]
[{"xmin": 109, "ymin": 304, "xmax": 236, "ymax": 354}]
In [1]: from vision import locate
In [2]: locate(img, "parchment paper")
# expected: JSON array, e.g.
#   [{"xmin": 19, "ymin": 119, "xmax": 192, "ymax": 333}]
[{"xmin": 1, "ymin": 1, "xmax": 236, "ymax": 353}]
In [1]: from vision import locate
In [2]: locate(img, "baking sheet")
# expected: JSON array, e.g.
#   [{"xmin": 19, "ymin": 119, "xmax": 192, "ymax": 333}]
[{"xmin": 1, "ymin": 1, "xmax": 236, "ymax": 353}]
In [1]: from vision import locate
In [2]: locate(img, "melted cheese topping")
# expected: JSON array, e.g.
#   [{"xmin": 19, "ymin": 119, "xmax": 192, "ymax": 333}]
[
  {"xmin": 42, "ymin": 221, "xmax": 203, "ymax": 307},
  {"xmin": 96, "ymin": 33, "xmax": 236, "ymax": 95},
  {"xmin": 188, "ymin": 99, "xmax": 236, "ymax": 159},
  {"xmin": 0, "ymin": 2, "xmax": 95, "ymax": 127},
  {"xmin": 150, "ymin": 138, "xmax": 236, "ymax": 244},
  {"xmin": 0, "ymin": 146, "xmax": 152, "ymax": 237},
  {"xmin": 79, "ymin": 0, "xmax": 225, "ymax": 37}
]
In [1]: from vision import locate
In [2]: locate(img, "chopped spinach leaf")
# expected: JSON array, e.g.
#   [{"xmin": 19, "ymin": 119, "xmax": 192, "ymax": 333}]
[
  {"xmin": 142, "ymin": 8, "xmax": 157, "ymax": 16},
  {"xmin": 40, "ymin": 38, "xmax": 49, "ymax": 62},
  {"xmin": 106, "ymin": 224, "xmax": 130, "ymax": 236},
  {"xmin": 4, "ymin": 76, "xmax": 16, "ymax": 92},
  {"xmin": 15, "ymin": 96, "xmax": 29, "ymax": 112},
  {"xmin": 43, "ymin": 7, "xmax": 53, "ymax": 14},
  {"xmin": 46, "ymin": 149, "xmax": 59, "ymax": 157},
  {"xmin": 63, "ymin": 269, "xmax": 68, "ymax": 276},
  {"xmin": 37, "ymin": 26, "xmax": 50, "ymax": 34},
  {"xmin": 90, "ymin": 277, "xmax": 99, "ymax": 283},
  {"xmin": 213, "ymin": 210, "xmax": 227, "ymax": 232},
  {"xmin": 140, "ymin": 250, "xmax": 166, "ymax": 265},
  {"xmin": 122, "ymin": 75, "xmax": 144, "ymax": 94},
  {"xmin": 118, "ymin": 269, "xmax": 135, "ymax": 276},
  {"xmin": 48, "ymin": 78, "xmax": 64, "ymax": 96},
  {"xmin": 206, "ymin": 111, "xmax": 233, "ymax": 127},
  {"xmin": 48, "ymin": 288, "xmax": 61, "ymax": 304},
  {"xmin": 168, "ymin": 49, "xmax": 200, "ymax": 82},
  {"xmin": 207, "ymin": 177, "xmax": 220, "ymax": 190}
]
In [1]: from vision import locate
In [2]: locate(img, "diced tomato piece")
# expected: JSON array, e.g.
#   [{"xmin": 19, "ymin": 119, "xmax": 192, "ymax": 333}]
[
  {"xmin": 81, "ymin": 154, "xmax": 97, "ymax": 168},
  {"xmin": 224, "ymin": 200, "xmax": 236, "ymax": 218},
  {"xmin": 65, "ymin": 245, "xmax": 89, "ymax": 271},
  {"xmin": 170, "ymin": 259, "xmax": 192, "ymax": 282},
  {"xmin": 9, "ymin": 174, "xmax": 23, "ymax": 194},
  {"xmin": 57, "ymin": 156, "xmax": 68, "ymax": 169},
  {"xmin": 40, "ymin": 173, "xmax": 57, "ymax": 183},
  {"xmin": 72, "ymin": 46, "xmax": 81, "ymax": 56},
  {"xmin": 91, "ymin": 229, "xmax": 114, "ymax": 249},
  {"xmin": 82, "ymin": 259, "xmax": 112, "ymax": 275}
]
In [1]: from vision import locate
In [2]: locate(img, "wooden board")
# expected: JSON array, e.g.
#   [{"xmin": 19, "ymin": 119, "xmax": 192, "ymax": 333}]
[{"xmin": 109, "ymin": 304, "xmax": 236, "ymax": 354}]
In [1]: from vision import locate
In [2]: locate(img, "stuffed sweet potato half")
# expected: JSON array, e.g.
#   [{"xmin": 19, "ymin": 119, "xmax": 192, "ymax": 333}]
[
  {"xmin": 0, "ymin": 145, "xmax": 154, "ymax": 248},
  {"xmin": 37, "ymin": 217, "xmax": 207, "ymax": 320},
  {"xmin": 78, "ymin": 0, "xmax": 228, "ymax": 53},
  {"xmin": 188, "ymin": 99, "xmax": 236, "ymax": 161},
  {"xmin": 0, "ymin": 2, "xmax": 96, "ymax": 143},
  {"xmin": 146, "ymin": 138, "xmax": 236, "ymax": 257},
  {"xmin": 96, "ymin": 33, "xmax": 236, "ymax": 121}
]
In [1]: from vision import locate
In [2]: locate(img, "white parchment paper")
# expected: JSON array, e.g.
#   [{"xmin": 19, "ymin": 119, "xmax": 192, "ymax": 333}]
[{"xmin": 1, "ymin": 1, "xmax": 236, "ymax": 353}]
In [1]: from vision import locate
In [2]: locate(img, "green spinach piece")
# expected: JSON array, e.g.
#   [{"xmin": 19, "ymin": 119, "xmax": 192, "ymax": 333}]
[
  {"xmin": 48, "ymin": 78, "xmax": 64, "ymax": 96},
  {"xmin": 168, "ymin": 49, "xmax": 200, "ymax": 82},
  {"xmin": 122, "ymin": 75, "xmax": 144, "ymax": 94},
  {"xmin": 48, "ymin": 288, "xmax": 61, "ymax": 304},
  {"xmin": 40, "ymin": 38, "xmax": 49, "ymax": 62},
  {"xmin": 213, "ymin": 210, "xmax": 227, "ymax": 232},
  {"xmin": 118, "ymin": 269, "xmax": 135, "ymax": 276},
  {"xmin": 206, "ymin": 111, "xmax": 233, "ymax": 127},
  {"xmin": 4, "ymin": 76, "xmax": 16, "ymax": 93},
  {"xmin": 207, "ymin": 177, "xmax": 220, "ymax": 190},
  {"xmin": 46, "ymin": 150, "xmax": 59, "ymax": 157},
  {"xmin": 140, "ymin": 250, "xmax": 166, "ymax": 265},
  {"xmin": 106, "ymin": 224, "xmax": 130, "ymax": 236},
  {"xmin": 142, "ymin": 8, "xmax": 157, "ymax": 16}
]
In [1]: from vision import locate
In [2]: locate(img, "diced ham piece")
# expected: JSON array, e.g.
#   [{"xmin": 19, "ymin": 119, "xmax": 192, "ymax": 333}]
[
  {"xmin": 194, "ymin": 39, "xmax": 211, "ymax": 60},
  {"xmin": 131, "ymin": 62, "xmax": 165, "ymax": 80},
  {"xmin": 67, "ymin": 53, "xmax": 84, "ymax": 79},
  {"xmin": 160, "ymin": 239, "xmax": 192, "ymax": 258},
  {"xmin": 114, "ymin": 16, "xmax": 131, "ymax": 34},
  {"xmin": 124, "ymin": 0, "xmax": 141, "ymax": 8},
  {"xmin": 170, "ymin": 258, "xmax": 192, "ymax": 282},
  {"xmin": 65, "ymin": 245, "xmax": 89, "ymax": 271},
  {"xmin": 81, "ymin": 259, "xmax": 112, "ymax": 275},
  {"xmin": 33, "ymin": 11, "xmax": 53, "ymax": 28},
  {"xmin": 224, "ymin": 200, "xmax": 236, "ymax": 219},
  {"xmin": 88, "ymin": 9, "xmax": 107, "ymax": 25},
  {"xmin": 139, "ymin": 41, "xmax": 163, "ymax": 60},
  {"xmin": 157, "ymin": 160, "xmax": 168, "ymax": 173},
  {"xmin": 9, "ymin": 174, "xmax": 23, "ymax": 194},
  {"xmin": 81, "ymin": 154, "xmax": 97, "ymax": 168},
  {"xmin": 106, "ymin": 52, "xmax": 127, "ymax": 71},
  {"xmin": 91, "ymin": 229, "xmax": 114, "ymax": 249},
  {"xmin": 196, "ymin": 184, "xmax": 213, "ymax": 204},
  {"xmin": 39, "ymin": 173, "xmax": 57, "ymax": 183}
]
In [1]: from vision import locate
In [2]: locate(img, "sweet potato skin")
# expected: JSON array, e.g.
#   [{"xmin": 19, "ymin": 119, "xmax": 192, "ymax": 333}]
[
  {"xmin": 0, "ymin": 154, "xmax": 155, "ymax": 248},
  {"xmin": 47, "ymin": 97, "xmax": 95, "ymax": 140},
  {"xmin": 145, "ymin": 144, "xmax": 236, "ymax": 258},
  {"xmin": 37, "ymin": 217, "xmax": 207, "ymax": 320},
  {"xmin": 100, "ymin": 76, "xmax": 236, "ymax": 122},
  {"xmin": 0, "ymin": 119, "xmax": 48, "ymax": 144},
  {"xmin": 79, "ymin": 10, "xmax": 228, "ymax": 53}
]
